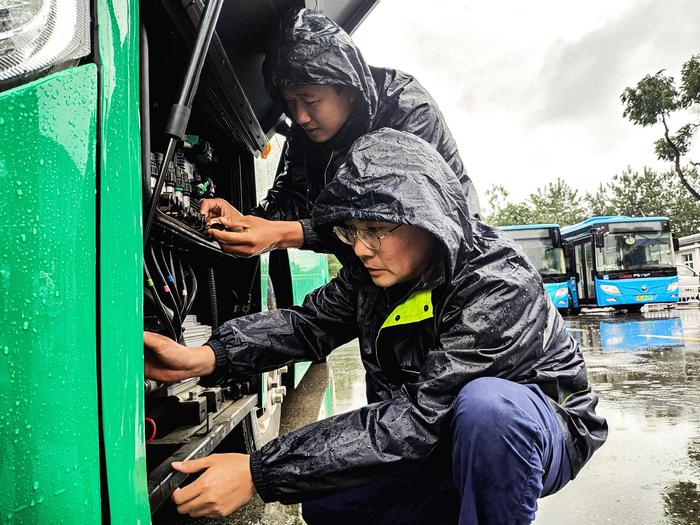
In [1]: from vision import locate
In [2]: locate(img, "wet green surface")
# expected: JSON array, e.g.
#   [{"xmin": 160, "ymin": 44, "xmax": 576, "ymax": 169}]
[{"xmin": 0, "ymin": 65, "xmax": 102, "ymax": 524}]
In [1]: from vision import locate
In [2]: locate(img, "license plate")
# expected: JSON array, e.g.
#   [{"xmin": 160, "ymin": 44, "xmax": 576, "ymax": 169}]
[{"xmin": 636, "ymin": 294, "xmax": 654, "ymax": 301}]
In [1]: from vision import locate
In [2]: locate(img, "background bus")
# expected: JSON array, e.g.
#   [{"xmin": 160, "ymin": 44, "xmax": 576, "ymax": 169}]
[
  {"xmin": 500, "ymin": 224, "xmax": 578, "ymax": 312},
  {"xmin": 561, "ymin": 216, "xmax": 679, "ymax": 312}
]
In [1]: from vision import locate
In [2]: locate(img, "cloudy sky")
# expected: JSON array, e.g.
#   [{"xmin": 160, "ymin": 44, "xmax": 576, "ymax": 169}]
[{"xmin": 352, "ymin": 0, "xmax": 700, "ymax": 209}]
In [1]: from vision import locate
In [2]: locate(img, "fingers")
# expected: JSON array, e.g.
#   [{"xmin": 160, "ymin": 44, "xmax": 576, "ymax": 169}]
[
  {"xmin": 170, "ymin": 458, "xmax": 211, "ymax": 507},
  {"xmin": 175, "ymin": 494, "xmax": 215, "ymax": 517},
  {"xmin": 200, "ymin": 198, "xmax": 242, "ymax": 221},
  {"xmin": 212, "ymin": 215, "xmax": 247, "ymax": 231},
  {"xmin": 172, "ymin": 457, "xmax": 210, "ymax": 474},
  {"xmin": 199, "ymin": 198, "xmax": 221, "ymax": 217}
]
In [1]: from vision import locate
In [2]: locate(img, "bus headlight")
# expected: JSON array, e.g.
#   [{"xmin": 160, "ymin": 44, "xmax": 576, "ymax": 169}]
[
  {"xmin": 553, "ymin": 287, "xmax": 568, "ymax": 298},
  {"xmin": 0, "ymin": 0, "xmax": 90, "ymax": 87},
  {"xmin": 600, "ymin": 284, "xmax": 621, "ymax": 295},
  {"xmin": 666, "ymin": 281, "xmax": 679, "ymax": 292}
]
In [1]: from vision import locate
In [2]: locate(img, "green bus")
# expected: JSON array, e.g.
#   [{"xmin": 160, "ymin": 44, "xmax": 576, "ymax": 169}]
[{"xmin": 0, "ymin": 1, "xmax": 374, "ymax": 522}]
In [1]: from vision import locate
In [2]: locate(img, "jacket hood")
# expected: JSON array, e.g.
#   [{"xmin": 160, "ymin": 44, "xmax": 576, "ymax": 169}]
[
  {"xmin": 262, "ymin": 9, "xmax": 379, "ymax": 138},
  {"xmin": 313, "ymin": 128, "xmax": 475, "ymax": 282}
]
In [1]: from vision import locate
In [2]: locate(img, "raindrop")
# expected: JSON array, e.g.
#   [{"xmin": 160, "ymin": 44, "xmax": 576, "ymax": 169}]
[
  {"xmin": 16, "ymin": 189, "xmax": 23, "ymax": 196},
  {"xmin": 2, "ymin": 347, "xmax": 8, "ymax": 356},
  {"xmin": 22, "ymin": 321, "xmax": 28, "ymax": 330},
  {"xmin": 20, "ymin": 234, "xmax": 26, "ymax": 242}
]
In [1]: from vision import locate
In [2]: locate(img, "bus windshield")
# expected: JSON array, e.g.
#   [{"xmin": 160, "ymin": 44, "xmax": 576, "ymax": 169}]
[
  {"xmin": 596, "ymin": 228, "xmax": 674, "ymax": 272},
  {"xmin": 505, "ymin": 229, "xmax": 566, "ymax": 275}
]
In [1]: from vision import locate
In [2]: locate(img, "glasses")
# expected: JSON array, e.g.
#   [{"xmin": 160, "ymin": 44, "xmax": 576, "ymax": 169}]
[{"xmin": 333, "ymin": 224, "xmax": 402, "ymax": 251}]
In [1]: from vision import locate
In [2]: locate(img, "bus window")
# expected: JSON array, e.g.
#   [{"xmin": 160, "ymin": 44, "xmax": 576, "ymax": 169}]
[{"xmin": 595, "ymin": 228, "xmax": 674, "ymax": 272}]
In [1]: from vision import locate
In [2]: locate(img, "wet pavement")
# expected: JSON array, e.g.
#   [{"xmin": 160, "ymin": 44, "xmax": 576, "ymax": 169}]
[
  {"xmin": 536, "ymin": 305, "xmax": 700, "ymax": 524},
  {"xmin": 169, "ymin": 306, "xmax": 700, "ymax": 524}
]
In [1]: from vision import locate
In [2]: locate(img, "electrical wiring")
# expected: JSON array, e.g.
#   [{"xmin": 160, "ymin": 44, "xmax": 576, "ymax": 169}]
[
  {"xmin": 144, "ymin": 265, "xmax": 177, "ymax": 340},
  {"xmin": 148, "ymin": 246, "xmax": 183, "ymax": 337}
]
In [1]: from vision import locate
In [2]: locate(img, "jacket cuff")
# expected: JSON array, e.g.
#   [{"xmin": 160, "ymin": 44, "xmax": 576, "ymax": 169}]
[
  {"xmin": 299, "ymin": 219, "xmax": 323, "ymax": 251},
  {"xmin": 250, "ymin": 450, "xmax": 275, "ymax": 502},
  {"xmin": 198, "ymin": 337, "xmax": 228, "ymax": 387}
]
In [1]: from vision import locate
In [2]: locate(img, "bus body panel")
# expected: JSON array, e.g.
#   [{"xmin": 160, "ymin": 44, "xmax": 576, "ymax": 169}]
[
  {"xmin": 594, "ymin": 276, "xmax": 679, "ymax": 306},
  {"xmin": 500, "ymin": 224, "xmax": 570, "ymax": 310},
  {"xmin": 543, "ymin": 282, "xmax": 570, "ymax": 309},
  {"xmin": 95, "ymin": 0, "xmax": 152, "ymax": 521},
  {"xmin": 562, "ymin": 216, "xmax": 679, "ymax": 309},
  {"xmin": 0, "ymin": 65, "xmax": 102, "ymax": 523}
]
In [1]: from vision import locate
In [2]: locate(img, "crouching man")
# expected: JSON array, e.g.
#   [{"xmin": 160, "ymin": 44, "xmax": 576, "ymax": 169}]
[{"xmin": 144, "ymin": 129, "xmax": 607, "ymax": 524}]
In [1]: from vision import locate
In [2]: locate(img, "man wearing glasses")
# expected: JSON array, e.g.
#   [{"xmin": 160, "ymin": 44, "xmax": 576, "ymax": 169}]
[{"xmin": 144, "ymin": 130, "xmax": 606, "ymax": 523}]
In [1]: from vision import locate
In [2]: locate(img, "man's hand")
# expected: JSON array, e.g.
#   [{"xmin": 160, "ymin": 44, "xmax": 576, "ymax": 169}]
[
  {"xmin": 171, "ymin": 454, "xmax": 256, "ymax": 518},
  {"xmin": 200, "ymin": 198, "xmax": 243, "ymax": 224},
  {"xmin": 208, "ymin": 215, "xmax": 303, "ymax": 257},
  {"xmin": 144, "ymin": 332, "xmax": 216, "ymax": 382}
]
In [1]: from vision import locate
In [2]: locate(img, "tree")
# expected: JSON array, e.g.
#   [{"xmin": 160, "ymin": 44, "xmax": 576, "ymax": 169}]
[
  {"xmin": 621, "ymin": 54, "xmax": 700, "ymax": 200},
  {"xmin": 527, "ymin": 178, "xmax": 587, "ymax": 227},
  {"xmin": 483, "ymin": 185, "xmax": 534, "ymax": 226},
  {"xmin": 484, "ymin": 169, "xmax": 700, "ymax": 237},
  {"xmin": 585, "ymin": 183, "xmax": 615, "ymax": 217}
]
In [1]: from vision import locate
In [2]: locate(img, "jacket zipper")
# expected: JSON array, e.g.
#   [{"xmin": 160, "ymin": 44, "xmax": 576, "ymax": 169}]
[
  {"xmin": 307, "ymin": 149, "xmax": 336, "ymax": 212},
  {"xmin": 323, "ymin": 149, "xmax": 335, "ymax": 187}
]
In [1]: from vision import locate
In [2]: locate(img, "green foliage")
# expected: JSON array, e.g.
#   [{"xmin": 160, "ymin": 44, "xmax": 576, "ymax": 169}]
[
  {"xmin": 528, "ymin": 179, "xmax": 587, "ymax": 226},
  {"xmin": 622, "ymin": 54, "xmax": 700, "ymax": 199},
  {"xmin": 621, "ymin": 71, "xmax": 678, "ymax": 126},
  {"xmin": 484, "ymin": 185, "xmax": 535, "ymax": 226},
  {"xmin": 680, "ymin": 55, "xmax": 700, "ymax": 107},
  {"xmin": 484, "ymin": 167, "xmax": 700, "ymax": 237},
  {"xmin": 485, "ymin": 178, "xmax": 587, "ymax": 227},
  {"xmin": 585, "ymin": 183, "xmax": 616, "ymax": 217}
]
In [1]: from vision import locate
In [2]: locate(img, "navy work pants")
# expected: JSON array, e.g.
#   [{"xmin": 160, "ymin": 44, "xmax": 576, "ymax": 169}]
[{"xmin": 301, "ymin": 377, "xmax": 572, "ymax": 525}]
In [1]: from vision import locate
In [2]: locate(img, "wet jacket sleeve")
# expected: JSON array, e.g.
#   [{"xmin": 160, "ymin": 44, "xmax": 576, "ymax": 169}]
[
  {"xmin": 204, "ymin": 268, "xmax": 359, "ymax": 382},
  {"xmin": 250, "ymin": 132, "xmax": 326, "ymax": 252},
  {"xmin": 249, "ymin": 258, "xmax": 551, "ymax": 504}
]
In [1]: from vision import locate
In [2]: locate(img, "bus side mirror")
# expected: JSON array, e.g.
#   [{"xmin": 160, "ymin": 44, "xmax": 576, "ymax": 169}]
[
  {"xmin": 594, "ymin": 232, "xmax": 604, "ymax": 248},
  {"xmin": 563, "ymin": 244, "xmax": 572, "ymax": 257},
  {"xmin": 673, "ymin": 237, "xmax": 680, "ymax": 251}
]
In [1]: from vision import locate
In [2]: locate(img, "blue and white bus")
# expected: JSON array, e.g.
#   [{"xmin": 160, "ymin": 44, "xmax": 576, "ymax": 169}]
[
  {"xmin": 500, "ymin": 224, "xmax": 577, "ymax": 312},
  {"xmin": 561, "ymin": 216, "xmax": 679, "ymax": 312}
]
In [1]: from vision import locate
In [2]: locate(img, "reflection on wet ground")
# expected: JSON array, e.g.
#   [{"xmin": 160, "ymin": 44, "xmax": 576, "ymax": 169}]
[
  {"xmin": 536, "ymin": 306, "xmax": 700, "ymax": 525},
  {"xmin": 185, "ymin": 307, "xmax": 700, "ymax": 524}
]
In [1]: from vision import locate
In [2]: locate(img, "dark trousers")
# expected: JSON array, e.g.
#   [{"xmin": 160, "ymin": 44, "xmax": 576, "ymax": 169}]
[{"xmin": 301, "ymin": 377, "xmax": 572, "ymax": 525}]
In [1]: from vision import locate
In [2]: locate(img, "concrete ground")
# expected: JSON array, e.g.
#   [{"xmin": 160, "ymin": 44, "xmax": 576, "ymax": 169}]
[{"xmin": 167, "ymin": 305, "xmax": 700, "ymax": 524}]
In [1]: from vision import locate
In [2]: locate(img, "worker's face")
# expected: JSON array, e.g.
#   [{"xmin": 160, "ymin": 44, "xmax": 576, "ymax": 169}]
[
  {"xmin": 281, "ymin": 84, "xmax": 354, "ymax": 143},
  {"xmin": 347, "ymin": 219, "xmax": 434, "ymax": 288}
]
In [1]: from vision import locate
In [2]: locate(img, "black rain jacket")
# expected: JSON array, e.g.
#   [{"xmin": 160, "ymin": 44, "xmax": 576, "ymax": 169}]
[
  {"xmin": 254, "ymin": 8, "xmax": 481, "ymax": 250},
  {"xmin": 205, "ymin": 128, "xmax": 607, "ymax": 504}
]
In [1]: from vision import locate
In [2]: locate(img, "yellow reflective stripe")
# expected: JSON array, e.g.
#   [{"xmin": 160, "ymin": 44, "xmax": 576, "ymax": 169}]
[{"xmin": 380, "ymin": 289, "xmax": 433, "ymax": 330}]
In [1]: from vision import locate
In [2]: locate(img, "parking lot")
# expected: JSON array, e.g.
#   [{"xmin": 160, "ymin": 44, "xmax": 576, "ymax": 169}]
[{"xmin": 171, "ymin": 304, "xmax": 700, "ymax": 524}]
